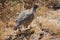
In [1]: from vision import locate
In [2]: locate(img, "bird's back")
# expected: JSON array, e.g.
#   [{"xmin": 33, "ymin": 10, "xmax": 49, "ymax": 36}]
[{"xmin": 16, "ymin": 8, "xmax": 34, "ymax": 22}]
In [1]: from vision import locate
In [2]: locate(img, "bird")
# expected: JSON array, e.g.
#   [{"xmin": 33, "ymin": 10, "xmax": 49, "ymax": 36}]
[{"xmin": 14, "ymin": 4, "xmax": 39, "ymax": 30}]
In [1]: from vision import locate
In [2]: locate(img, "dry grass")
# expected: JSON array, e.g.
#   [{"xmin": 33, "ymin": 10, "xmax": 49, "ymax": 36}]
[{"xmin": 0, "ymin": 0, "xmax": 60, "ymax": 40}]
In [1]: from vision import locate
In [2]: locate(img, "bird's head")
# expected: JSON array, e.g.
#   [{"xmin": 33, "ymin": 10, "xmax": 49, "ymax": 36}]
[
  {"xmin": 32, "ymin": 3, "xmax": 39, "ymax": 12},
  {"xmin": 33, "ymin": 3, "xmax": 39, "ymax": 9}
]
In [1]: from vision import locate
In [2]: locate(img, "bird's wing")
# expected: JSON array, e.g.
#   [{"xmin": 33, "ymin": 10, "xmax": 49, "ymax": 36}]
[
  {"xmin": 16, "ymin": 9, "xmax": 32, "ymax": 22},
  {"xmin": 16, "ymin": 12, "xmax": 26, "ymax": 22}
]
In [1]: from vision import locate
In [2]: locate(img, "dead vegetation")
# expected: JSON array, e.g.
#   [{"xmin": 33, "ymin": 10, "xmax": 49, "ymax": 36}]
[{"xmin": 0, "ymin": 0, "xmax": 60, "ymax": 40}]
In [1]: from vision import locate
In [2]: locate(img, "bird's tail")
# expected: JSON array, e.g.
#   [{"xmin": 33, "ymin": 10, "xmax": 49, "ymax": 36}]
[{"xmin": 14, "ymin": 23, "xmax": 21, "ymax": 30}]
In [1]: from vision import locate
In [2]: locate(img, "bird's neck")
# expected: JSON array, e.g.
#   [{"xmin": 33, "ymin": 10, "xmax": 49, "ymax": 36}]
[{"xmin": 31, "ymin": 7, "xmax": 37, "ymax": 13}]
